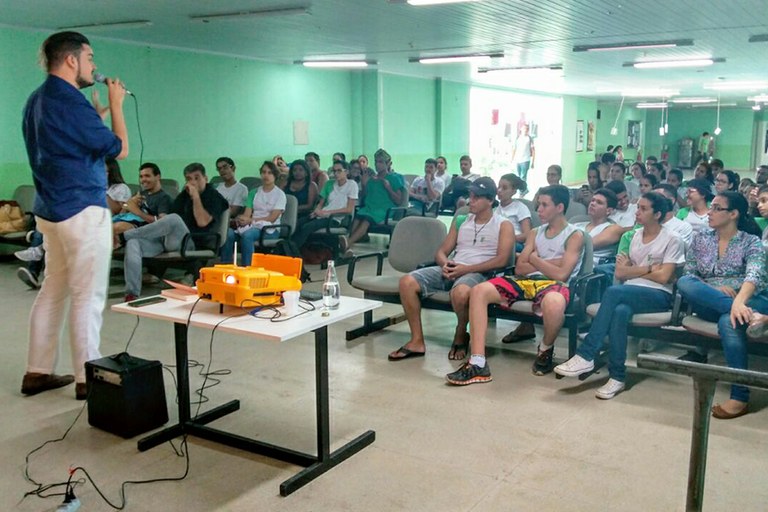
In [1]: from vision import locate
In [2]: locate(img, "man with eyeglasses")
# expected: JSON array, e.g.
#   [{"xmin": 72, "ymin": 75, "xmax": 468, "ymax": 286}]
[{"xmin": 215, "ymin": 156, "xmax": 248, "ymax": 218}]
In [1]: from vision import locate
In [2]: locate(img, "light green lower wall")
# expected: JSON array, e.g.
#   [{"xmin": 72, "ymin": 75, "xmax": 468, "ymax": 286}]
[
  {"xmin": 561, "ymin": 96, "xmax": 597, "ymax": 185},
  {"xmin": 595, "ymin": 102, "xmax": 646, "ymax": 163}
]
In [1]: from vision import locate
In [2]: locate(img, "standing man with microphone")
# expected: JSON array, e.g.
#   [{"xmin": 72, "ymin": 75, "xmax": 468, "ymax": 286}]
[{"xmin": 20, "ymin": 31, "xmax": 128, "ymax": 400}]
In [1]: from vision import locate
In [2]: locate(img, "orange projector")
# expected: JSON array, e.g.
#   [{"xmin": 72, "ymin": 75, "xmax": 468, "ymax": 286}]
[{"xmin": 196, "ymin": 254, "xmax": 302, "ymax": 307}]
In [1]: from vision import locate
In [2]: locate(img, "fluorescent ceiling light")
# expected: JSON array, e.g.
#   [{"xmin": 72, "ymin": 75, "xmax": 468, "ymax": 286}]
[
  {"xmin": 477, "ymin": 64, "xmax": 562, "ymax": 73},
  {"xmin": 573, "ymin": 39, "xmax": 693, "ymax": 52},
  {"xmin": 620, "ymin": 89, "xmax": 679, "ymax": 97},
  {"xmin": 59, "ymin": 20, "xmax": 152, "ymax": 30},
  {"xmin": 637, "ymin": 102, "xmax": 668, "ymax": 109},
  {"xmin": 633, "ymin": 58, "xmax": 715, "ymax": 69},
  {"xmin": 407, "ymin": 0, "xmax": 481, "ymax": 5},
  {"xmin": 670, "ymin": 97, "xmax": 716, "ymax": 104},
  {"xmin": 690, "ymin": 102, "xmax": 736, "ymax": 108},
  {"xmin": 412, "ymin": 52, "xmax": 502, "ymax": 64},
  {"xmin": 703, "ymin": 81, "xmax": 768, "ymax": 91},
  {"xmin": 190, "ymin": 6, "xmax": 309, "ymax": 22},
  {"xmin": 300, "ymin": 61, "xmax": 372, "ymax": 68},
  {"xmin": 747, "ymin": 94, "xmax": 768, "ymax": 102}
]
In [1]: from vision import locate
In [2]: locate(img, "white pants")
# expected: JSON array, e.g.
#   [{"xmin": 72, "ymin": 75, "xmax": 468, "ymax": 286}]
[{"xmin": 28, "ymin": 206, "xmax": 112, "ymax": 383}]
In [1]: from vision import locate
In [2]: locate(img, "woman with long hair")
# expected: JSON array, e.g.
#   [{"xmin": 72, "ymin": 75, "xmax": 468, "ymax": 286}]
[
  {"xmin": 714, "ymin": 170, "xmax": 740, "ymax": 194},
  {"xmin": 285, "ymin": 159, "xmax": 319, "ymax": 220},
  {"xmin": 576, "ymin": 165, "xmax": 603, "ymax": 208},
  {"xmin": 677, "ymin": 191, "xmax": 766, "ymax": 419},
  {"xmin": 495, "ymin": 173, "xmax": 531, "ymax": 252},
  {"xmin": 106, "ymin": 158, "xmax": 131, "ymax": 215}
]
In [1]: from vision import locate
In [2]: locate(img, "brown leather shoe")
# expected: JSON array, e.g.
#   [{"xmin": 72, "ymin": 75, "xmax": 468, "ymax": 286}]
[
  {"xmin": 711, "ymin": 403, "xmax": 749, "ymax": 420},
  {"xmin": 75, "ymin": 383, "xmax": 88, "ymax": 401},
  {"xmin": 21, "ymin": 372, "xmax": 75, "ymax": 396}
]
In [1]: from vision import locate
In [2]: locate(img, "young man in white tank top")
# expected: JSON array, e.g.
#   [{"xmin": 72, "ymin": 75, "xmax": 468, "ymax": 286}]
[
  {"xmin": 389, "ymin": 178, "xmax": 515, "ymax": 362},
  {"xmin": 446, "ymin": 185, "xmax": 584, "ymax": 385}
]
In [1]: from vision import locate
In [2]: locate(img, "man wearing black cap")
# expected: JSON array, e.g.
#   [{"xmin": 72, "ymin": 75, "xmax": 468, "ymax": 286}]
[{"xmin": 388, "ymin": 177, "xmax": 515, "ymax": 362}]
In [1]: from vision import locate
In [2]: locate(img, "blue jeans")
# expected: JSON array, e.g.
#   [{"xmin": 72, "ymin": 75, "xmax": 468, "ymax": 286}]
[
  {"xmin": 221, "ymin": 227, "xmax": 279, "ymax": 266},
  {"xmin": 517, "ymin": 161, "xmax": 531, "ymax": 182},
  {"xmin": 123, "ymin": 214, "xmax": 190, "ymax": 296},
  {"xmin": 677, "ymin": 275, "xmax": 768, "ymax": 402},
  {"xmin": 577, "ymin": 284, "xmax": 673, "ymax": 382}
]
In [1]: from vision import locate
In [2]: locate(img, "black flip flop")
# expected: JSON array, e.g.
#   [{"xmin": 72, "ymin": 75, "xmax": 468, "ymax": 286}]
[
  {"xmin": 388, "ymin": 346, "xmax": 426, "ymax": 361},
  {"xmin": 501, "ymin": 330, "xmax": 536, "ymax": 344},
  {"xmin": 448, "ymin": 332, "xmax": 470, "ymax": 360}
]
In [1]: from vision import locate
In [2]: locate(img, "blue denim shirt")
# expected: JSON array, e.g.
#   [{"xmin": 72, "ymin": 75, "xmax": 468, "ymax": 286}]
[
  {"xmin": 685, "ymin": 229, "xmax": 766, "ymax": 291},
  {"xmin": 22, "ymin": 75, "xmax": 122, "ymax": 222}
]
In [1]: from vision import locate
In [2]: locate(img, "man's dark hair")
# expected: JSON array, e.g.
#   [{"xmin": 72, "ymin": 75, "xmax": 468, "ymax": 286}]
[
  {"xmin": 425, "ymin": 158, "xmax": 438, "ymax": 167},
  {"xmin": 593, "ymin": 187, "xmax": 618, "ymax": 209},
  {"xmin": 500, "ymin": 173, "xmax": 528, "ymax": 194},
  {"xmin": 668, "ymin": 168, "xmax": 683, "ymax": 184},
  {"xmin": 605, "ymin": 180, "xmax": 627, "ymax": 196},
  {"xmin": 601, "ymin": 152, "xmax": 616, "ymax": 165},
  {"xmin": 183, "ymin": 162, "xmax": 206, "ymax": 176},
  {"xmin": 587, "ymin": 161, "xmax": 601, "ymax": 172},
  {"xmin": 711, "ymin": 158, "xmax": 724, "ymax": 168},
  {"xmin": 41, "ymin": 31, "xmax": 90, "ymax": 72},
  {"xmin": 304, "ymin": 152, "xmax": 320, "ymax": 163},
  {"xmin": 759, "ymin": 184, "xmax": 768, "ymax": 196},
  {"xmin": 139, "ymin": 162, "xmax": 161, "ymax": 176},
  {"xmin": 651, "ymin": 162, "xmax": 666, "ymax": 180},
  {"xmin": 642, "ymin": 192, "xmax": 670, "ymax": 221},
  {"xmin": 539, "ymin": 184, "xmax": 570, "ymax": 212},
  {"xmin": 643, "ymin": 173, "xmax": 659, "ymax": 189},
  {"xmin": 702, "ymin": 131, "xmax": 709, "ymax": 137},
  {"xmin": 216, "ymin": 156, "xmax": 235, "ymax": 168},
  {"xmin": 460, "ymin": 155, "xmax": 472, "ymax": 163},
  {"xmin": 333, "ymin": 152, "xmax": 346, "ymax": 162},
  {"xmin": 646, "ymin": 156, "xmax": 658, "ymax": 164},
  {"xmin": 261, "ymin": 161, "xmax": 279, "ymax": 178}
]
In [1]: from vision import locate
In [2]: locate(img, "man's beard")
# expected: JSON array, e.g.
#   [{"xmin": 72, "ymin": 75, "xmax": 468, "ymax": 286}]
[{"xmin": 75, "ymin": 63, "xmax": 94, "ymax": 89}]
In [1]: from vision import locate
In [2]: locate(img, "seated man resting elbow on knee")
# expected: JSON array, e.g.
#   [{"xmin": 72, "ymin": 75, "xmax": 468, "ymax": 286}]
[
  {"xmin": 388, "ymin": 177, "xmax": 514, "ymax": 362},
  {"xmin": 447, "ymin": 185, "xmax": 584, "ymax": 385}
]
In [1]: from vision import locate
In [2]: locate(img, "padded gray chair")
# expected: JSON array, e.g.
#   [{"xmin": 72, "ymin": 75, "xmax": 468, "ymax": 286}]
[
  {"xmin": 346, "ymin": 216, "xmax": 447, "ymax": 340},
  {"xmin": 568, "ymin": 214, "xmax": 591, "ymax": 224},
  {"xmin": 518, "ymin": 198, "xmax": 541, "ymax": 228},
  {"xmin": 240, "ymin": 177, "xmax": 262, "ymax": 191},
  {"xmin": 565, "ymin": 201, "xmax": 587, "ymax": 219},
  {"xmin": 253, "ymin": 194, "xmax": 298, "ymax": 253}
]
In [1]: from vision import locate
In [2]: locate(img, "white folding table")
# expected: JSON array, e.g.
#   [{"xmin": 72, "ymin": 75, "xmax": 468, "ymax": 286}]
[{"xmin": 112, "ymin": 295, "xmax": 381, "ymax": 496}]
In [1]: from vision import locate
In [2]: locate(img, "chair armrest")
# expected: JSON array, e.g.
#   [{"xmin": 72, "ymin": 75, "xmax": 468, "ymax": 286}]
[
  {"xmin": 346, "ymin": 251, "xmax": 385, "ymax": 284},
  {"xmin": 569, "ymin": 272, "xmax": 602, "ymax": 317},
  {"xmin": 179, "ymin": 231, "xmax": 220, "ymax": 257},
  {"xmin": 384, "ymin": 206, "xmax": 408, "ymax": 224},
  {"xmin": 258, "ymin": 223, "xmax": 292, "ymax": 244},
  {"xmin": 321, "ymin": 213, "xmax": 352, "ymax": 233}
]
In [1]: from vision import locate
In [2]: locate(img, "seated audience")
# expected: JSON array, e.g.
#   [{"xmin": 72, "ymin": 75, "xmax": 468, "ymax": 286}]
[
  {"xmin": 677, "ymin": 178, "xmax": 713, "ymax": 234},
  {"xmin": 610, "ymin": 162, "xmax": 639, "ymax": 202},
  {"xmin": 495, "ymin": 173, "xmax": 531, "ymax": 252},
  {"xmin": 292, "ymin": 160, "xmax": 358, "ymax": 249},
  {"xmin": 215, "ymin": 157, "xmax": 249, "ymax": 218},
  {"xmin": 555, "ymin": 192, "xmax": 684, "ymax": 399},
  {"xmin": 435, "ymin": 156, "xmax": 450, "ymax": 186},
  {"xmin": 677, "ymin": 192, "xmax": 765, "ymax": 419},
  {"xmin": 645, "ymin": 155, "xmax": 658, "ymax": 171},
  {"xmin": 305, "ymin": 151, "xmax": 328, "ymax": 191},
  {"xmin": 613, "ymin": 145, "xmax": 624, "ymax": 162},
  {"xmin": 715, "ymin": 170, "xmax": 740, "ymax": 194},
  {"xmin": 357, "ymin": 154, "xmax": 372, "ymax": 175},
  {"xmin": 573, "ymin": 188, "xmax": 623, "ymax": 266},
  {"xmin": 605, "ymin": 181, "xmax": 637, "ymax": 229},
  {"xmin": 446, "ymin": 185, "xmax": 584, "ymax": 384},
  {"xmin": 755, "ymin": 184, "xmax": 768, "ymax": 236},
  {"xmin": 112, "ymin": 162, "xmax": 173, "ymax": 237},
  {"xmin": 665, "ymin": 168, "xmax": 686, "ymax": 207},
  {"xmin": 756, "ymin": 165, "xmax": 768, "ymax": 186},
  {"xmin": 575, "ymin": 164, "xmax": 603, "ymax": 209},
  {"xmin": 694, "ymin": 160, "xmax": 716, "ymax": 192},
  {"xmin": 119, "ymin": 163, "xmax": 228, "ymax": 301},
  {"xmin": 408, "ymin": 158, "xmax": 445, "ymax": 215},
  {"xmin": 341, "ymin": 148, "xmax": 405, "ymax": 254},
  {"xmin": 442, "ymin": 155, "xmax": 481, "ymax": 209},
  {"xmin": 388, "ymin": 178, "xmax": 514, "ymax": 362},
  {"xmin": 647, "ymin": 162, "xmax": 666, "ymax": 184},
  {"xmin": 272, "ymin": 154, "xmax": 290, "ymax": 188},
  {"xmin": 284, "ymin": 159, "xmax": 319, "ymax": 221},
  {"xmin": 710, "ymin": 158, "xmax": 724, "ymax": 175},
  {"xmin": 106, "ymin": 158, "xmax": 131, "ymax": 215},
  {"xmin": 629, "ymin": 162, "xmax": 646, "ymax": 182},
  {"xmin": 638, "ymin": 173, "xmax": 658, "ymax": 195},
  {"xmin": 348, "ymin": 159, "xmax": 363, "ymax": 183},
  {"xmin": 221, "ymin": 161, "xmax": 286, "ymax": 265}
]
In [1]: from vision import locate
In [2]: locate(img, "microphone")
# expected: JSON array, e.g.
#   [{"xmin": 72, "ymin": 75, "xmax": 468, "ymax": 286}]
[{"xmin": 93, "ymin": 73, "xmax": 133, "ymax": 96}]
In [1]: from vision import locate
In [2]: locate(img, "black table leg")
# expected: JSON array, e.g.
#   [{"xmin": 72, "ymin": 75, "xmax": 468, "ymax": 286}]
[{"xmin": 686, "ymin": 377, "xmax": 715, "ymax": 512}]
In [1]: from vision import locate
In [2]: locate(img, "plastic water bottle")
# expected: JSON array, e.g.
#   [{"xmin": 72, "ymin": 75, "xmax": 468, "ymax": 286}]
[{"xmin": 322, "ymin": 260, "xmax": 340, "ymax": 309}]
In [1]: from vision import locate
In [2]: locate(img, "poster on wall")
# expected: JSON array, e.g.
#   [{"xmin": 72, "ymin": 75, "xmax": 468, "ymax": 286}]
[
  {"xmin": 576, "ymin": 120, "xmax": 585, "ymax": 152},
  {"xmin": 627, "ymin": 120, "xmax": 642, "ymax": 149},
  {"xmin": 587, "ymin": 121, "xmax": 595, "ymax": 151}
]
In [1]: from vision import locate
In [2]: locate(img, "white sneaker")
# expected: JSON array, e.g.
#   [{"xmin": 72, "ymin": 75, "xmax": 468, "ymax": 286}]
[
  {"xmin": 17, "ymin": 267, "xmax": 40, "ymax": 289},
  {"xmin": 15, "ymin": 245, "xmax": 44, "ymax": 262},
  {"xmin": 595, "ymin": 378, "xmax": 626, "ymax": 400},
  {"xmin": 554, "ymin": 355, "xmax": 594, "ymax": 378}
]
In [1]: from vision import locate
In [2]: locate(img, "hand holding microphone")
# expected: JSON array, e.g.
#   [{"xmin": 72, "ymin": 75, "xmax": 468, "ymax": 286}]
[{"xmin": 93, "ymin": 73, "xmax": 133, "ymax": 96}]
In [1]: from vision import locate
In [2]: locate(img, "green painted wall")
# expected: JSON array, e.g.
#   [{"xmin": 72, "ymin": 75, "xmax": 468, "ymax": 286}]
[
  {"xmin": 643, "ymin": 108, "xmax": 755, "ymax": 170},
  {"xmin": 561, "ymin": 96, "xmax": 597, "ymax": 185},
  {"xmin": 436, "ymin": 79, "xmax": 470, "ymax": 169},
  {"xmin": 595, "ymin": 101, "xmax": 646, "ymax": 163},
  {"xmin": 380, "ymin": 74, "xmax": 437, "ymax": 174}
]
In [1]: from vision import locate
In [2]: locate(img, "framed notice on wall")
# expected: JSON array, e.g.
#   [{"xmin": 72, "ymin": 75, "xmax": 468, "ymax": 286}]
[
  {"xmin": 576, "ymin": 120, "xmax": 585, "ymax": 152},
  {"xmin": 587, "ymin": 121, "xmax": 595, "ymax": 151}
]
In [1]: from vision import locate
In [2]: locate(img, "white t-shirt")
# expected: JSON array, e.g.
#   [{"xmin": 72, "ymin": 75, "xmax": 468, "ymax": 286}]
[
  {"xmin": 609, "ymin": 203, "xmax": 638, "ymax": 228},
  {"xmin": 625, "ymin": 226, "xmax": 685, "ymax": 293},
  {"xmin": 661, "ymin": 216, "xmax": 693, "ymax": 250},
  {"xmin": 495, "ymin": 200, "xmax": 531, "ymax": 236},
  {"xmin": 681, "ymin": 209, "xmax": 710, "ymax": 235},
  {"xmin": 217, "ymin": 182, "xmax": 249, "ymax": 207},
  {"xmin": 624, "ymin": 180, "xmax": 641, "ymax": 202},
  {"xmin": 242, "ymin": 186, "xmax": 286, "ymax": 234},
  {"xmin": 411, "ymin": 175, "xmax": 446, "ymax": 199},
  {"xmin": 514, "ymin": 135, "xmax": 533, "ymax": 163},
  {"xmin": 323, "ymin": 179, "xmax": 359, "ymax": 212},
  {"xmin": 107, "ymin": 183, "xmax": 132, "ymax": 203}
]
